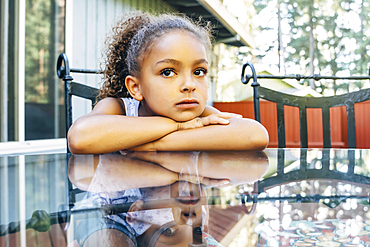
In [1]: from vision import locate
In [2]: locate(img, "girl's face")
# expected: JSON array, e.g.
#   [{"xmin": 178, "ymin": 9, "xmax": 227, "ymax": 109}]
[
  {"xmin": 136, "ymin": 181, "xmax": 208, "ymax": 247},
  {"xmin": 130, "ymin": 30, "xmax": 209, "ymax": 122}
]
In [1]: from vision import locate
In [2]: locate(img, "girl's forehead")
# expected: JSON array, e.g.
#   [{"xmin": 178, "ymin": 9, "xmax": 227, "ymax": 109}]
[
  {"xmin": 160, "ymin": 29, "xmax": 198, "ymax": 39},
  {"xmin": 144, "ymin": 30, "xmax": 208, "ymax": 61},
  {"xmin": 151, "ymin": 30, "xmax": 206, "ymax": 52}
]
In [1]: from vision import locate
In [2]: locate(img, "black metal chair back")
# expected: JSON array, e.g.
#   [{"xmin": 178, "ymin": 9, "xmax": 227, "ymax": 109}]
[
  {"xmin": 56, "ymin": 53, "xmax": 101, "ymax": 209},
  {"xmin": 242, "ymin": 62, "xmax": 370, "ymax": 148},
  {"xmin": 256, "ymin": 149, "xmax": 367, "ymax": 201},
  {"xmin": 56, "ymin": 53, "xmax": 100, "ymax": 143}
]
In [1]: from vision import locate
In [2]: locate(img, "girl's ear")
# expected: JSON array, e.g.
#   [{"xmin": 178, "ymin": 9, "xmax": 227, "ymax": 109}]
[
  {"xmin": 125, "ymin": 75, "xmax": 143, "ymax": 101},
  {"xmin": 126, "ymin": 199, "xmax": 144, "ymax": 223},
  {"xmin": 128, "ymin": 199, "xmax": 144, "ymax": 213}
]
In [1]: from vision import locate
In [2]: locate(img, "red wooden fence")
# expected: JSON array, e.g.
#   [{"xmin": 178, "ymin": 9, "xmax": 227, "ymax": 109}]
[{"xmin": 213, "ymin": 100, "xmax": 370, "ymax": 149}]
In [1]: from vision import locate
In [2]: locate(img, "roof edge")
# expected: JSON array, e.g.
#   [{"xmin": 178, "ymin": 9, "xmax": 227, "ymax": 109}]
[{"xmin": 196, "ymin": 0, "xmax": 255, "ymax": 48}]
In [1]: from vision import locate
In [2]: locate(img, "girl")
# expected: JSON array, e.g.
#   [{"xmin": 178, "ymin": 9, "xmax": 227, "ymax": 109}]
[{"xmin": 67, "ymin": 11, "xmax": 269, "ymax": 154}]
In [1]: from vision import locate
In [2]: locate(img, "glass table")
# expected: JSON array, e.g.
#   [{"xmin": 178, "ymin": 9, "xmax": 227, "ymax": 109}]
[{"xmin": 1, "ymin": 148, "xmax": 369, "ymax": 246}]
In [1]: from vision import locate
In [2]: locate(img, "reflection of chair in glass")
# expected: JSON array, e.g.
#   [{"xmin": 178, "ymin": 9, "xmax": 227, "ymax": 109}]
[
  {"xmin": 257, "ymin": 149, "xmax": 370, "ymax": 194},
  {"xmin": 241, "ymin": 62, "xmax": 370, "ymax": 148}
]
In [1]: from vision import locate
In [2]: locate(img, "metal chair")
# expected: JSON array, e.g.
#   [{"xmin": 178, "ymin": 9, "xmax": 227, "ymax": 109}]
[
  {"xmin": 257, "ymin": 149, "xmax": 362, "ymax": 192},
  {"xmin": 56, "ymin": 53, "xmax": 101, "ymax": 208},
  {"xmin": 56, "ymin": 53, "xmax": 101, "ymax": 138},
  {"xmin": 241, "ymin": 62, "xmax": 370, "ymax": 148}
]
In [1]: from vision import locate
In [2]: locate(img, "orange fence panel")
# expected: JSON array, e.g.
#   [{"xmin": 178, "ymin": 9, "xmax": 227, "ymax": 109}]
[
  {"xmin": 355, "ymin": 100, "xmax": 370, "ymax": 149},
  {"xmin": 213, "ymin": 100, "xmax": 370, "ymax": 148}
]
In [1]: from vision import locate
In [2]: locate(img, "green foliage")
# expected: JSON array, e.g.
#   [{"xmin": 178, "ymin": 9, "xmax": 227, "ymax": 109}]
[
  {"xmin": 253, "ymin": 0, "xmax": 370, "ymax": 95},
  {"xmin": 25, "ymin": 0, "xmax": 51, "ymax": 103}
]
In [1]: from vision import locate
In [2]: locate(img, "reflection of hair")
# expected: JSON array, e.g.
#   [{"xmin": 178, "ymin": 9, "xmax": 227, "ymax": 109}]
[{"xmin": 99, "ymin": 11, "xmax": 213, "ymax": 99}]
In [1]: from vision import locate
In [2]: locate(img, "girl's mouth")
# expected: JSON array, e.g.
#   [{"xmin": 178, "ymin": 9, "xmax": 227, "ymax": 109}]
[
  {"xmin": 175, "ymin": 196, "xmax": 201, "ymax": 205},
  {"xmin": 176, "ymin": 99, "xmax": 199, "ymax": 109}
]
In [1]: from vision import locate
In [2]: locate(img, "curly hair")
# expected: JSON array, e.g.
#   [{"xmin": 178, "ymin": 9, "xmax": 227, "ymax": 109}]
[{"xmin": 99, "ymin": 11, "xmax": 213, "ymax": 99}]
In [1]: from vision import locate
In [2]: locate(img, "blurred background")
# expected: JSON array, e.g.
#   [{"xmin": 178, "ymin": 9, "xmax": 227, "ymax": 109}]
[{"xmin": 1, "ymin": 0, "xmax": 369, "ymax": 143}]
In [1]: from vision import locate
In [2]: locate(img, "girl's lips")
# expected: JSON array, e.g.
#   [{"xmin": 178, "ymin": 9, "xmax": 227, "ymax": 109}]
[
  {"xmin": 175, "ymin": 196, "xmax": 201, "ymax": 205},
  {"xmin": 176, "ymin": 99, "xmax": 199, "ymax": 109}
]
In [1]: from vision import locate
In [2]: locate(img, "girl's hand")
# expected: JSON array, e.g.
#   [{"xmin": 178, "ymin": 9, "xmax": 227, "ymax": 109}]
[
  {"xmin": 179, "ymin": 174, "xmax": 230, "ymax": 187},
  {"xmin": 177, "ymin": 112, "xmax": 242, "ymax": 131}
]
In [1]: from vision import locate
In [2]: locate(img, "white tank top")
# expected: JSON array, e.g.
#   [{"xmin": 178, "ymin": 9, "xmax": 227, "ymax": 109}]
[{"xmin": 121, "ymin": 98, "xmax": 140, "ymax": 117}]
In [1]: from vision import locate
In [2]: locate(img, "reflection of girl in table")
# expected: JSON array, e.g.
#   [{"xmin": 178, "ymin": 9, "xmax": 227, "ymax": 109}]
[
  {"xmin": 68, "ymin": 151, "xmax": 269, "ymax": 246},
  {"xmin": 72, "ymin": 163, "xmax": 215, "ymax": 246},
  {"xmin": 73, "ymin": 182, "xmax": 212, "ymax": 247},
  {"xmin": 67, "ymin": 10, "xmax": 268, "ymax": 154},
  {"xmin": 132, "ymin": 181, "xmax": 220, "ymax": 247}
]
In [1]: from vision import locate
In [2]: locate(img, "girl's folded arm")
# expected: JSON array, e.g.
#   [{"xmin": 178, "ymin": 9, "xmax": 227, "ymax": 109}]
[
  {"xmin": 130, "ymin": 117, "xmax": 269, "ymax": 151},
  {"xmin": 67, "ymin": 97, "xmax": 178, "ymax": 154}
]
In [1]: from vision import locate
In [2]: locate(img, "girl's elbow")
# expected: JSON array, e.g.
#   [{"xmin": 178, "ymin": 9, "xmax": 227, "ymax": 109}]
[
  {"xmin": 67, "ymin": 125, "xmax": 88, "ymax": 154},
  {"xmin": 67, "ymin": 140, "xmax": 84, "ymax": 154},
  {"xmin": 239, "ymin": 119, "xmax": 269, "ymax": 150},
  {"xmin": 252, "ymin": 123, "xmax": 269, "ymax": 150},
  {"xmin": 67, "ymin": 133, "xmax": 82, "ymax": 154},
  {"xmin": 253, "ymin": 132, "xmax": 269, "ymax": 150}
]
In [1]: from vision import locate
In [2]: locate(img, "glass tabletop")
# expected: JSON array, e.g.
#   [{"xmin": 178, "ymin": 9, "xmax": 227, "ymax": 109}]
[{"xmin": 1, "ymin": 148, "xmax": 369, "ymax": 246}]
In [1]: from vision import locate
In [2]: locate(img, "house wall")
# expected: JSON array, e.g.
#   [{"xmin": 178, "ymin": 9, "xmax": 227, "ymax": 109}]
[
  {"xmin": 69, "ymin": 0, "xmax": 171, "ymax": 81},
  {"xmin": 67, "ymin": 0, "xmax": 173, "ymax": 121}
]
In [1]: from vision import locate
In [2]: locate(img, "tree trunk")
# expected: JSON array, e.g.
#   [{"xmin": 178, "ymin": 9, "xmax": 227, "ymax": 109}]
[
  {"xmin": 360, "ymin": 0, "xmax": 365, "ymax": 74},
  {"xmin": 308, "ymin": 0, "xmax": 315, "ymax": 90},
  {"xmin": 277, "ymin": 3, "xmax": 285, "ymax": 74}
]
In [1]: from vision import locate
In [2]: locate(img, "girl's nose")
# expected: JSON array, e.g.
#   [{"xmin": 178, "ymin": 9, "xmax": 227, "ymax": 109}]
[
  {"xmin": 178, "ymin": 206, "xmax": 198, "ymax": 226},
  {"xmin": 180, "ymin": 75, "xmax": 196, "ymax": 92},
  {"xmin": 183, "ymin": 208, "xmax": 196, "ymax": 221}
]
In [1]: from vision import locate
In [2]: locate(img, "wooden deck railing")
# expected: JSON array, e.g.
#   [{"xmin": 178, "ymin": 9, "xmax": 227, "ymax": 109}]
[{"xmin": 213, "ymin": 100, "xmax": 370, "ymax": 149}]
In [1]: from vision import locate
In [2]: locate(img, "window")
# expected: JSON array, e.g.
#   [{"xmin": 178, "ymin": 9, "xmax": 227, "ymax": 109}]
[
  {"xmin": 0, "ymin": 0, "xmax": 65, "ymax": 142},
  {"xmin": 24, "ymin": 0, "xmax": 65, "ymax": 140}
]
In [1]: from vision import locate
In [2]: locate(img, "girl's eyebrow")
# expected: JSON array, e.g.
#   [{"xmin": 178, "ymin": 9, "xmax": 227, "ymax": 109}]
[
  {"xmin": 194, "ymin": 59, "xmax": 208, "ymax": 66},
  {"xmin": 156, "ymin": 59, "xmax": 181, "ymax": 66},
  {"xmin": 155, "ymin": 59, "xmax": 208, "ymax": 66}
]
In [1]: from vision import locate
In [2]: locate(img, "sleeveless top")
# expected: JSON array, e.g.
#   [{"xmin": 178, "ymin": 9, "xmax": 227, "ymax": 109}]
[{"xmin": 122, "ymin": 98, "xmax": 140, "ymax": 117}]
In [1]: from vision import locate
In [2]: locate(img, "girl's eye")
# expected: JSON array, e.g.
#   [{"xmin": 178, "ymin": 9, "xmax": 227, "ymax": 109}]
[
  {"xmin": 194, "ymin": 68, "xmax": 207, "ymax": 77},
  {"xmin": 160, "ymin": 69, "xmax": 176, "ymax": 77},
  {"xmin": 162, "ymin": 226, "xmax": 178, "ymax": 237}
]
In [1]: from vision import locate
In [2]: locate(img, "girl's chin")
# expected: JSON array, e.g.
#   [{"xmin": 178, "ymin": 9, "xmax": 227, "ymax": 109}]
[
  {"xmin": 161, "ymin": 110, "xmax": 202, "ymax": 123},
  {"xmin": 172, "ymin": 116, "xmax": 199, "ymax": 123}
]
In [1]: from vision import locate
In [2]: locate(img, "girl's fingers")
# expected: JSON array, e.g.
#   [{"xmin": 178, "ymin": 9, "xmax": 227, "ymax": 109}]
[
  {"xmin": 201, "ymin": 178, "xmax": 230, "ymax": 187},
  {"xmin": 201, "ymin": 116, "xmax": 229, "ymax": 126},
  {"xmin": 178, "ymin": 174, "xmax": 204, "ymax": 184},
  {"xmin": 178, "ymin": 112, "xmax": 242, "ymax": 130}
]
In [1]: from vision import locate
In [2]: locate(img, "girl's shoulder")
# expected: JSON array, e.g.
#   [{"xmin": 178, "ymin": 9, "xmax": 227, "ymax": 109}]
[{"xmin": 93, "ymin": 97, "xmax": 126, "ymax": 115}]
